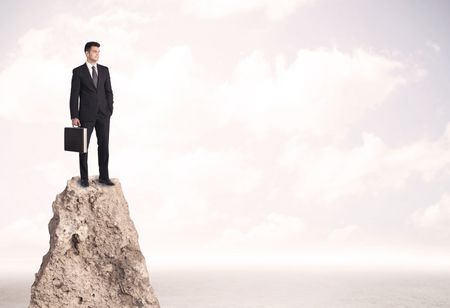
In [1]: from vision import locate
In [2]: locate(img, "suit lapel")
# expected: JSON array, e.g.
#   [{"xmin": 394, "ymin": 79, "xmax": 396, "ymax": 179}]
[{"xmin": 97, "ymin": 66, "xmax": 103, "ymax": 87}]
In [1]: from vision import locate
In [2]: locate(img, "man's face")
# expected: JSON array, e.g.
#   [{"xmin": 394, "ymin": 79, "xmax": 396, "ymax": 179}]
[{"xmin": 85, "ymin": 46, "xmax": 100, "ymax": 62}]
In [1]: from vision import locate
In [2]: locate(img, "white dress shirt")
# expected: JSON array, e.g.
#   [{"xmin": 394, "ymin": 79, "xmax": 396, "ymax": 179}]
[{"xmin": 85, "ymin": 62, "xmax": 98, "ymax": 78}]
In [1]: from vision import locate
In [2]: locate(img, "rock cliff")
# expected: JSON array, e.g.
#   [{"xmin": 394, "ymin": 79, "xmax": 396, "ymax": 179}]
[{"xmin": 29, "ymin": 176, "xmax": 160, "ymax": 308}]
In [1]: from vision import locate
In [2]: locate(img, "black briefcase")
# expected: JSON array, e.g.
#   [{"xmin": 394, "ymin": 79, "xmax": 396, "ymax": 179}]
[{"xmin": 64, "ymin": 126, "xmax": 87, "ymax": 153}]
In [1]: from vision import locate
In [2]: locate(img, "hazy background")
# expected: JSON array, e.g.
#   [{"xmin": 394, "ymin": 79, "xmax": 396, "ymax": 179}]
[{"xmin": 1, "ymin": 0, "xmax": 450, "ymax": 275}]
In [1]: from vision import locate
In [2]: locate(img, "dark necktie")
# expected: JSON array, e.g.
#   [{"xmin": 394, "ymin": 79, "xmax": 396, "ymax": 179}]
[{"xmin": 92, "ymin": 66, "xmax": 98, "ymax": 88}]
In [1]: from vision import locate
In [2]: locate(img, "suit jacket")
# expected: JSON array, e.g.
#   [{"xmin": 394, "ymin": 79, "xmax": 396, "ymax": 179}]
[{"xmin": 70, "ymin": 63, "xmax": 114, "ymax": 121}]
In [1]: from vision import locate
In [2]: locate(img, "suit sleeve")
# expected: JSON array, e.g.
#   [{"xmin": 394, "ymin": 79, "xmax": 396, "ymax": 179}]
[
  {"xmin": 105, "ymin": 67, "xmax": 114, "ymax": 114},
  {"xmin": 69, "ymin": 68, "xmax": 80, "ymax": 119}
]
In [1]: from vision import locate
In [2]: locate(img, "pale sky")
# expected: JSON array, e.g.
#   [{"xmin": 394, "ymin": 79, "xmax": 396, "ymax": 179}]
[{"xmin": 1, "ymin": 0, "xmax": 450, "ymax": 272}]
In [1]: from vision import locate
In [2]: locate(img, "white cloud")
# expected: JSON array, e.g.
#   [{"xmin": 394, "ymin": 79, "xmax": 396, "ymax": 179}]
[
  {"xmin": 204, "ymin": 212, "xmax": 304, "ymax": 253},
  {"xmin": 328, "ymin": 224, "xmax": 359, "ymax": 242},
  {"xmin": 213, "ymin": 47, "xmax": 408, "ymax": 138},
  {"xmin": 180, "ymin": 0, "xmax": 315, "ymax": 20},
  {"xmin": 0, "ymin": 214, "xmax": 49, "ymax": 259},
  {"xmin": 278, "ymin": 121, "xmax": 450, "ymax": 204},
  {"xmin": 412, "ymin": 192, "xmax": 450, "ymax": 230},
  {"xmin": 426, "ymin": 40, "xmax": 441, "ymax": 53},
  {"xmin": 113, "ymin": 45, "xmax": 423, "ymax": 241}
]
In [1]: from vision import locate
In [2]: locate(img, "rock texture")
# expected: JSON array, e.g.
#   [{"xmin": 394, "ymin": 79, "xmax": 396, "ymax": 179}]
[{"xmin": 29, "ymin": 176, "xmax": 160, "ymax": 308}]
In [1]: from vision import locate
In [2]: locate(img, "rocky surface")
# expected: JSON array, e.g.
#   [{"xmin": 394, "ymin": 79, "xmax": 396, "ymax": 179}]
[{"xmin": 29, "ymin": 176, "xmax": 160, "ymax": 308}]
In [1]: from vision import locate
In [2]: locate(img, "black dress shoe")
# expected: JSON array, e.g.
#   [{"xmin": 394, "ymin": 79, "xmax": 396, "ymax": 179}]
[
  {"xmin": 80, "ymin": 178, "xmax": 89, "ymax": 187},
  {"xmin": 99, "ymin": 178, "xmax": 115, "ymax": 186}
]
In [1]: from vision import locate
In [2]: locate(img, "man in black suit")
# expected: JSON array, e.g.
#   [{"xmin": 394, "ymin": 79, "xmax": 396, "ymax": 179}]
[{"xmin": 70, "ymin": 41, "xmax": 115, "ymax": 187}]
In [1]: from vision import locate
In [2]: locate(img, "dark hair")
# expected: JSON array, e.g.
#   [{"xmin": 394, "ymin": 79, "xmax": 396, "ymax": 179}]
[{"xmin": 84, "ymin": 41, "xmax": 100, "ymax": 53}]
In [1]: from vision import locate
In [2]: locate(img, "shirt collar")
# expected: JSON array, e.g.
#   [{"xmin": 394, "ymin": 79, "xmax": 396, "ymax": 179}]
[{"xmin": 86, "ymin": 62, "xmax": 97, "ymax": 70}]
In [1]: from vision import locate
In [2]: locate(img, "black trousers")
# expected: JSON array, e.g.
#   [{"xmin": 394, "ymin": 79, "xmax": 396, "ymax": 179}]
[{"xmin": 79, "ymin": 115, "xmax": 110, "ymax": 180}]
